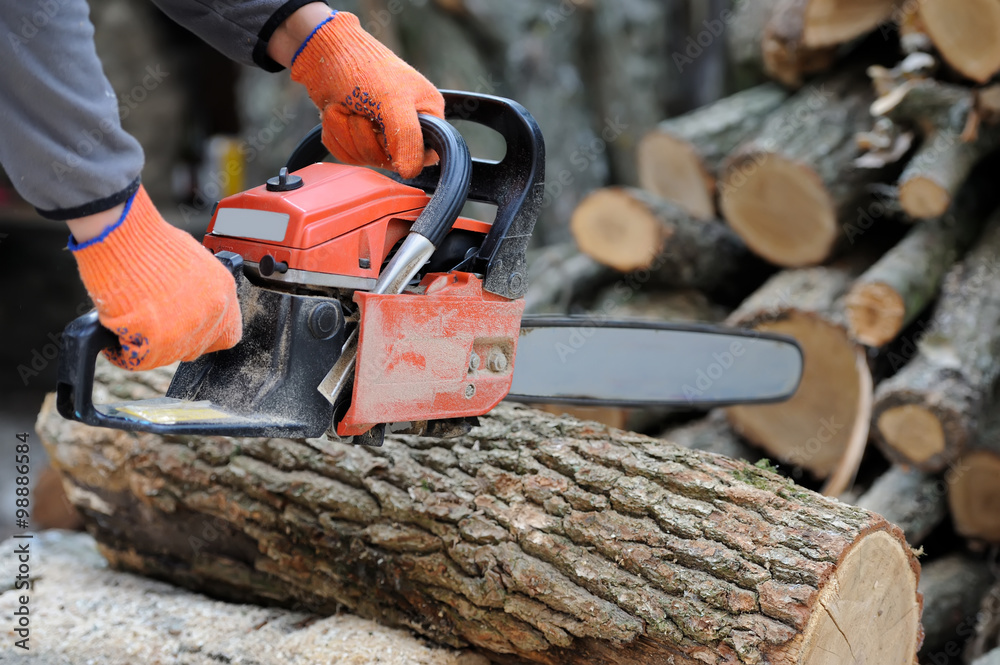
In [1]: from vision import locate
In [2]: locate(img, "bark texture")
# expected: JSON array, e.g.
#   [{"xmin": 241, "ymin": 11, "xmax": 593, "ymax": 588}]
[
  {"xmin": 872, "ymin": 210, "xmax": 1000, "ymax": 472},
  {"xmin": 719, "ymin": 71, "xmax": 891, "ymax": 267},
  {"xmin": 855, "ymin": 466, "xmax": 948, "ymax": 546},
  {"xmin": 845, "ymin": 182, "xmax": 989, "ymax": 347},
  {"xmin": 917, "ymin": 554, "xmax": 996, "ymax": 661},
  {"xmin": 37, "ymin": 362, "xmax": 922, "ymax": 665}
]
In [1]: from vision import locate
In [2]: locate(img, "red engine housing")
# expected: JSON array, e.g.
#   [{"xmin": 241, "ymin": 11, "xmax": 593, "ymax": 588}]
[
  {"xmin": 202, "ymin": 162, "xmax": 491, "ymax": 281},
  {"xmin": 202, "ymin": 162, "xmax": 521, "ymax": 435}
]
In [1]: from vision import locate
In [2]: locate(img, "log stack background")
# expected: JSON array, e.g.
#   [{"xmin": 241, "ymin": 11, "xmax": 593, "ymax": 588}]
[{"xmin": 7, "ymin": 0, "xmax": 1000, "ymax": 663}]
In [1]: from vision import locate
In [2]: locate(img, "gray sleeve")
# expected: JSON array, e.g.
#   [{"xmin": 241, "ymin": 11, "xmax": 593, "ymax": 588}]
[
  {"xmin": 0, "ymin": 0, "xmax": 144, "ymax": 219},
  {"xmin": 148, "ymin": 0, "xmax": 328, "ymax": 72}
]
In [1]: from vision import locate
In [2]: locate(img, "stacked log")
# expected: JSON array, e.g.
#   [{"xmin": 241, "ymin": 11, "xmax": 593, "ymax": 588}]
[{"xmin": 39, "ymin": 363, "xmax": 924, "ymax": 664}]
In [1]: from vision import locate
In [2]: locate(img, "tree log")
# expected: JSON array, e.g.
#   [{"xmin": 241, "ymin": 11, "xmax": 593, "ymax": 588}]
[
  {"xmin": 570, "ymin": 187, "xmax": 762, "ymax": 297},
  {"xmin": 637, "ymin": 84, "xmax": 789, "ymax": 220},
  {"xmin": 661, "ymin": 410, "xmax": 761, "ymax": 463},
  {"xmin": 38, "ymin": 363, "xmax": 923, "ymax": 665},
  {"xmin": 872, "ymin": 209, "xmax": 1000, "ymax": 472},
  {"xmin": 724, "ymin": 265, "xmax": 873, "ymax": 491},
  {"xmin": 763, "ymin": 0, "xmax": 896, "ymax": 87},
  {"xmin": 844, "ymin": 181, "xmax": 989, "ymax": 347},
  {"xmin": 948, "ymin": 408, "xmax": 1000, "ymax": 544},
  {"xmin": 917, "ymin": 554, "xmax": 996, "ymax": 663},
  {"xmin": 855, "ymin": 466, "xmax": 948, "ymax": 546},
  {"xmin": 719, "ymin": 71, "xmax": 891, "ymax": 267},
  {"xmin": 874, "ymin": 78, "xmax": 1000, "ymax": 220},
  {"xmin": 524, "ymin": 243, "xmax": 615, "ymax": 315},
  {"xmin": 918, "ymin": 0, "xmax": 1000, "ymax": 83}
]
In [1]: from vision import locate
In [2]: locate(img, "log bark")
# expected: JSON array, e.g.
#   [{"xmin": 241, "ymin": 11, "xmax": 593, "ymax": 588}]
[
  {"xmin": 948, "ymin": 408, "xmax": 1000, "ymax": 544},
  {"xmin": 855, "ymin": 466, "xmax": 948, "ymax": 546},
  {"xmin": 917, "ymin": 554, "xmax": 996, "ymax": 662},
  {"xmin": 38, "ymin": 363, "xmax": 924, "ymax": 665},
  {"xmin": 918, "ymin": 0, "xmax": 1000, "ymax": 83},
  {"xmin": 570, "ymin": 187, "xmax": 762, "ymax": 297},
  {"xmin": 724, "ymin": 264, "xmax": 873, "ymax": 491},
  {"xmin": 719, "ymin": 71, "xmax": 892, "ymax": 267},
  {"xmin": 589, "ymin": 0, "xmax": 681, "ymax": 185},
  {"xmin": 874, "ymin": 78, "xmax": 1000, "ymax": 220},
  {"xmin": 844, "ymin": 181, "xmax": 989, "ymax": 347},
  {"xmin": 872, "ymin": 209, "xmax": 1000, "ymax": 472},
  {"xmin": 636, "ymin": 84, "xmax": 789, "ymax": 220},
  {"xmin": 975, "ymin": 649, "xmax": 1000, "ymax": 665}
]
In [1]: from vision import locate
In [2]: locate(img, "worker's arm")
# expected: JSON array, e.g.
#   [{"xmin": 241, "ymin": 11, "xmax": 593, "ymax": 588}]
[{"xmin": 0, "ymin": 1, "xmax": 241, "ymax": 370}]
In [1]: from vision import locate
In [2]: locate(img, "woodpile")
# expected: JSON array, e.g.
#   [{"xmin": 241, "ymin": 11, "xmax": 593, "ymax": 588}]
[
  {"xmin": 539, "ymin": 8, "xmax": 1000, "ymax": 664},
  {"xmin": 39, "ymin": 363, "xmax": 924, "ymax": 664}
]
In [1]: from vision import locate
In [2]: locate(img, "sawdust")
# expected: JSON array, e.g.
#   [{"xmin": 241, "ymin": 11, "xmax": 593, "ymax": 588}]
[{"xmin": 0, "ymin": 531, "xmax": 474, "ymax": 665}]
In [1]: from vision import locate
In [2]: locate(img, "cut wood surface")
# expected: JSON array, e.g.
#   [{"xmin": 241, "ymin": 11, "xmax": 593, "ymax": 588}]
[
  {"xmin": 918, "ymin": 0, "xmax": 1000, "ymax": 83},
  {"xmin": 917, "ymin": 554, "xmax": 996, "ymax": 660},
  {"xmin": 719, "ymin": 72, "xmax": 887, "ymax": 267},
  {"xmin": 948, "ymin": 409, "xmax": 1000, "ymax": 544},
  {"xmin": 637, "ymin": 83, "xmax": 789, "ymax": 220},
  {"xmin": 570, "ymin": 187, "xmax": 756, "ymax": 294},
  {"xmin": 724, "ymin": 265, "xmax": 872, "ymax": 490},
  {"xmin": 855, "ymin": 466, "xmax": 948, "ymax": 546},
  {"xmin": 873, "ymin": 210, "xmax": 1000, "ymax": 472},
  {"xmin": 845, "ymin": 183, "xmax": 989, "ymax": 347},
  {"xmin": 37, "ymin": 361, "xmax": 924, "ymax": 665}
]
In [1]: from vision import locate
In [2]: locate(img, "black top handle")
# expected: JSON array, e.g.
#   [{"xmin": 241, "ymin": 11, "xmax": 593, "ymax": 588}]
[{"xmin": 286, "ymin": 91, "xmax": 546, "ymax": 300}]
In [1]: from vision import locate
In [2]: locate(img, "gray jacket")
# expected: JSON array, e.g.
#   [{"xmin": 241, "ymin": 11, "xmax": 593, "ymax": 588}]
[{"xmin": 0, "ymin": 0, "xmax": 323, "ymax": 219}]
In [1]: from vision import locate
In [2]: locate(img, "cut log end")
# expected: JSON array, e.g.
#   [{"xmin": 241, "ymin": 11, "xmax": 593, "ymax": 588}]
[
  {"xmin": 845, "ymin": 281, "xmax": 906, "ymax": 347},
  {"xmin": 636, "ymin": 132, "xmax": 716, "ymax": 220},
  {"xmin": 570, "ymin": 189, "xmax": 662, "ymax": 272},
  {"xmin": 727, "ymin": 312, "xmax": 870, "ymax": 478},
  {"xmin": 876, "ymin": 405, "xmax": 947, "ymax": 464},
  {"xmin": 949, "ymin": 450, "xmax": 1000, "ymax": 542},
  {"xmin": 920, "ymin": 0, "xmax": 1000, "ymax": 82},
  {"xmin": 899, "ymin": 176, "xmax": 951, "ymax": 219},
  {"xmin": 803, "ymin": 0, "xmax": 899, "ymax": 48},
  {"xmin": 798, "ymin": 530, "xmax": 920, "ymax": 664},
  {"xmin": 720, "ymin": 153, "xmax": 838, "ymax": 267}
]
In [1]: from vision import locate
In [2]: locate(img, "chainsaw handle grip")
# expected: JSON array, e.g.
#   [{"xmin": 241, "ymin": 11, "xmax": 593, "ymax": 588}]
[
  {"xmin": 409, "ymin": 114, "xmax": 472, "ymax": 248},
  {"xmin": 54, "ymin": 310, "xmax": 121, "ymax": 426}
]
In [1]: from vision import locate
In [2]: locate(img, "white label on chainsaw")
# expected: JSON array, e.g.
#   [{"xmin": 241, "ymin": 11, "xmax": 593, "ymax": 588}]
[{"xmin": 213, "ymin": 208, "xmax": 290, "ymax": 242}]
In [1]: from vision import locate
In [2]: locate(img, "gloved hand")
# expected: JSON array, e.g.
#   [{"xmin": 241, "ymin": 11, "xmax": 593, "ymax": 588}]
[
  {"xmin": 70, "ymin": 185, "xmax": 242, "ymax": 370},
  {"xmin": 290, "ymin": 11, "xmax": 445, "ymax": 179}
]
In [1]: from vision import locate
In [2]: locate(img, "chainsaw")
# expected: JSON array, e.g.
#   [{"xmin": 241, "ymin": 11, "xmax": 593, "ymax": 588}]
[{"xmin": 56, "ymin": 91, "xmax": 803, "ymax": 446}]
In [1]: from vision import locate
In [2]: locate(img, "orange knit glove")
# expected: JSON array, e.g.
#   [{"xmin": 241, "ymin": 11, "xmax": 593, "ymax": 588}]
[
  {"xmin": 70, "ymin": 186, "xmax": 242, "ymax": 370},
  {"xmin": 290, "ymin": 11, "xmax": 445, "ymax": 179}
]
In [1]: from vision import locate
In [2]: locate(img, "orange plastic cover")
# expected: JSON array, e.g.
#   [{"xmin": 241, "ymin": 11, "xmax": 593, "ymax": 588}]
[{"xmin": 338, "ymin": 272, "xmax": 523, "ymax": 436}]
